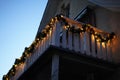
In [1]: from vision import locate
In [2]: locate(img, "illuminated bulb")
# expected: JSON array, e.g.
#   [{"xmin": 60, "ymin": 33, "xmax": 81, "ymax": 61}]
[
  {"xmin": 66, "ymin": 25, "xmax": 70, "ymax": 28},
  {"xmin": 95, "ymin": 35, "xmax": 98, "ymax": 38},
  {"xmin": 113, "ymin": 35, "xmax": 116, "ymax": 39},
  {"xmin": 81, "ymin": 28, "xmax": 83, "ymax": 31},
  {"xmin": 36, "ymin": 38, "xmax": 39, "ymax": 41},
  {"xmin": 91, "ymin": 34, "xmax": 95, "ymax": 40},
  {"xmin": 104, "ymin": 38, "xmax": 106, "ymax": 40},
  {"xmin": 95, "ymin": 32, "xmax": 97, "ymax": 35},
  {"xmin": 14, "ymin": 64, "xmax": 17, "ymax": 68},
  {"xmin": 87, "ymin": 24, "xmax": 91, "ymax": 27},
  {"xmin": 50, "ymin": 22, "xmax": 53, "ymax": 25},
  {"xmin": 107, "ymin": 40, "xmax": 111, "ymax": 46},
  {"xmin": 18, "ymin": 57, "xmax": 21, "ymax": 60},
  {"xmin": 96, "ymin": 38, "xmax": 101, "ymax": 42},
  {"xmin": 51, "ymin": 18, "xmax": 54, "ymax": 22},
  {"xmin": 108, "ymin": 40, "xmax": 110, "ymax": 43},
  {"xmin": 6, "ymin": 78, "xmax": 9, "ymax": 80},
  {"xmin": 102, "ymin": 42, "xmax": 106, "ymax": 48},
  {"xmin": 63, "ymin": 26, "xmax": 67, "ymax": 30},
  {"xmin": 55, "ymin": 17, "xmax": 58, "ymax": 22},
  {"xmin": 45, "ymin": 25, "xmax": 50, "ymax": 29},
  {"xmin": 60, "ymin": 15, "xmax": 64, "ymax": 18}
]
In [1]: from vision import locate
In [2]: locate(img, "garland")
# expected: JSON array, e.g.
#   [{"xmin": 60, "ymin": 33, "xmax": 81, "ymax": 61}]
[
  {"xmin": 3, "ymin": 14, "xmax": 116, "ymax": 80},
  {"xmin": 63, "ymin": 23, "xmax": 115, "ymax": 43}
]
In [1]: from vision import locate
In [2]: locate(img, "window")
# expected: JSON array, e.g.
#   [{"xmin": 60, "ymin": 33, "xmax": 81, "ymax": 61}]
[{"xmin": 74, "ymin": 7, "xmax": 96, "ymax": 26}]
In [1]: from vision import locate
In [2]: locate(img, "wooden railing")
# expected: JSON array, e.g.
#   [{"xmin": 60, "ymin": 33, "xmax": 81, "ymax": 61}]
[
  {"xmin": 11, "ymin": 16, "xmax": 114, "ymax": 80},
  {"xmin": 52, "ymin": 22, "xmax": 113, "ymax": 61}
]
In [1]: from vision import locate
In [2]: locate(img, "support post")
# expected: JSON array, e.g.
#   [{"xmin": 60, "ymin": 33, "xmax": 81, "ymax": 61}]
[{"xmin": 51, "ymin": 54, "xmax": 59, "ymax": 80}]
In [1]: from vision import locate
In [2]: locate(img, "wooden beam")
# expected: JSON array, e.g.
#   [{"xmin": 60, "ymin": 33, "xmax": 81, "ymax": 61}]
[{"xmin": 51, "ymin": 54, "xmax": 59, "ymax": 80}]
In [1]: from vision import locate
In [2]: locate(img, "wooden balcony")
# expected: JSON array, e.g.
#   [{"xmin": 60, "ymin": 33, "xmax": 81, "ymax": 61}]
[{"xmin": 4, "ymin": 15, "xmax": 117, "ymax": 80}]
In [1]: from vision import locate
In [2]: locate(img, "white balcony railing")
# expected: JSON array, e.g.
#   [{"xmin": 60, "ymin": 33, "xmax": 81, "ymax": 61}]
[{"xmin": 4, "ymin": 15, "xmax": 115, "ymax": 80}]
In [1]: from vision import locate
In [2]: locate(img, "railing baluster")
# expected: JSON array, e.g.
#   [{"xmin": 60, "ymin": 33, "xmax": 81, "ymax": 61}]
[
  {"xmin": 97, "ymin": 42, "xmax": 102, "ymax": 59},
  {"xmin": 74, "ymin": 33, "xmax": 79, "ymax": 52},
  {"xmin": 107, "ymin": 41, "xmax": 113, "ymax": 62},
  {"xmin": 78, "ymin": 33, "xmax": 81, "ymax": 53},
  {"xmin": 41, "ymin": 40, "xmax": 44, "ymax": 54},
  {"xmin": 62, "ymin": 29, "xmax": 67, "ymax": 48},
  {"xmin": 55, "ymin": 22, "xmax": 61, "ymax": 47},
  {"xmin": 68, "ymin": 31, "xmax": 73, "ymax": 50},
  {"xmin": 102, "ymin": 42, "xmax": 107, "ymax": 60},
  {"xmin": 47, "ymin": 30, "xmax": 52, "ymax": 48},
  {"xmin": 80, "ymin": 33, "xmax": 84, "ymax": 54},
  {"xmin": 51, "ymin": 25, "xmax": 56, "ymax": 45},
  {"xmin": 85, "ymin": 32, "xmax": 90, "ymax": 55},
  {"xmin": 91, "ymin": 34, "xmax": 96, "ymax": 57},
  {"xmin": 46, "ymin": 34, "xmax": 49, "ymax": 49},
  {"xmin": 38, "ymin": 41, "xmax": 41, "ymax": 57},
  {"xmin": 42, "ymin": 38, "xmax": 45, "ymax": 53}
]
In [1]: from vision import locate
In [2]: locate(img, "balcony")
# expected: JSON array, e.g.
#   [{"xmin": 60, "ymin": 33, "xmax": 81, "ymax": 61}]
[{"xmin": 3, "ymin": 15, "xmax": 117, "ymax": 80}]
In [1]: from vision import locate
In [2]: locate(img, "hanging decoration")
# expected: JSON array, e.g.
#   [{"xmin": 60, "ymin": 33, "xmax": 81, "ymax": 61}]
[{"xmin": 3, "ymin": 14, "xmax": 116, "ymax": 80}]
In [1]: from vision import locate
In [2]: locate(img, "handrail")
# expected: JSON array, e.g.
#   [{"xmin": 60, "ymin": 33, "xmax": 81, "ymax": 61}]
[{"xmin": 3, "ymin": 15, "xmax": 116, "ymax": 80}]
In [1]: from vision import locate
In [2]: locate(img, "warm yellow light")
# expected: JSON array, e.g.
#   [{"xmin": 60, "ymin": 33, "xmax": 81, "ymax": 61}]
[
  {"xmin": 51, "ymin": 18, "xmax": 54, "ymax": 22},
  {"xmin": 87, "ymin": 24, "xmax": 91, "ymax": 27},
  {"xmin": 95, "ymin": 32, "xmax": 97, "ymax": 35},
  {"xmin": 6, "ymin": 78, "xmax": 9, "ymax": 80},
  {"xmin": 106, "ymin": 39, "xmax": 112, "ymax": 47},
  {"xmin": 14, "ymin": 64, "xmax": 17, "ymax": 68},
  {"xmin": 55, "ymin": 17, "xmax": 58, "ymax": 22},
  {"xmin": 102, "ymin": 42, "xmax": 106, "ymax": 48},
  {"xmin": 66, "ymin": 25, "xmax": 70, "ymax": 28},
  {"xmin": 108, "ymin": 40, "xmax": 110, "ymax": 43},
  {"xmin": 60, "ymin": 15, "xmax": 64, "ymax": 18},
  {"xmin": 36, "ymin": 38, "xmax": 40, "ymax": 41},
  {"xmin": 19, "ymin": 63, "xmax": 25, "ymax": 69},
  {"xmin": 91, "ymin": 34, "xmax": 95, "ymax": 40},
  {"xmin": 95, "ymin": 35, "xmax": 98, "ymax": 38},
  {"xmin": 45, "ymin": 25, "xmax": 50, "ymax": 29},
  {"xmin": 63, "ymin": 26, "xmax": 67, "ymax": 30},
  {"xmin": 49, "ymin": 29, "xmax": 52, "ymax": 36},
  {"xmin": 113, "ymin": 35, "xmax": 116, "ymax": 39},
  {"xmin": 81, "ymin": 28, "xmax": 83, "ymax": 31},
  {"xmin": 96, "ymin": 38, "xmax": 101, "ymax": 42}
]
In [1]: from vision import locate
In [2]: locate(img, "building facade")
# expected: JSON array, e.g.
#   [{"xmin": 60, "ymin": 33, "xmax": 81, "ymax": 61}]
[
  {"xmin": 3, "ymin": 0, "xmax": 120, "ymax": 80},
  {"xmin": 38, "ymin": 0, "xmax": 120, "ymax": 63}
]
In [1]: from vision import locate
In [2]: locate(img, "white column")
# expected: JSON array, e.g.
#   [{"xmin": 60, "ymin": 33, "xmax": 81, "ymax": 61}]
[
  {"xmin": 55, "ymin": 22, "xmax": 61, "ymax": 47},
  {"xmin": 62, "ymin": 29, "xmax": 67, "ymax": 48},
  {"xmin": 85, "ymin": 32, "xmax": 90, "ymax": 55},
  {"xmin": 68, "ymin": 31, "xmax": 73, "ymax": 50},
  {"xmin": 97, "ymin": 42, "xmax": 102, "ymax": 59},
  {"xmin": 80, "ymin": 33, "xmax": 85, "ymax": 54},
  {"xmin": 107, "ymin": 41, "xmax": 113, "ymax": 62},
  {"xmin": 91, "ymin": 34, "xmax": 96, "ymax": 57},
  {"xmin": 74, "ymin": 33, "xmax": 80, "ymax": 52},
  {"xmin": 51, "ymin": 55, "xmax": 59, "ymax": 80}
]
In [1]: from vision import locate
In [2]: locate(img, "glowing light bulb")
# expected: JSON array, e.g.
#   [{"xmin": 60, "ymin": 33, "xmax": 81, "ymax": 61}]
[
  {"xmin": 60, "ymin": 15, "xmax": 64, "ymax": 18},
  {"xmin": 91, "ymin": 34, "xmax": 95, "ymax": 40},
  {"xmin": 96, "ymin": 38, "xmax": 101, "ymax": 42},
  {"xmin": 63, "ymin": 26, "xmax": 67, "ymax": 30},
  {"xmin": 102, "ymin": 42, "xmax": 106, "ymax": 48}
]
